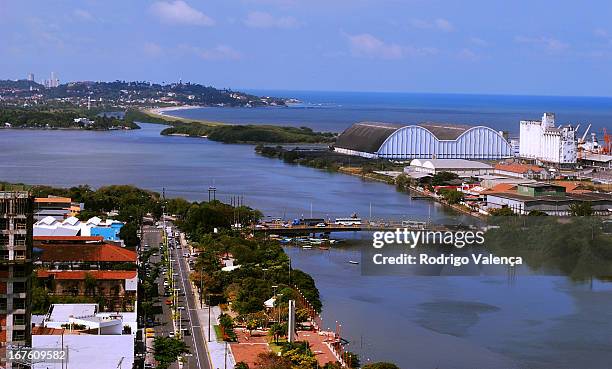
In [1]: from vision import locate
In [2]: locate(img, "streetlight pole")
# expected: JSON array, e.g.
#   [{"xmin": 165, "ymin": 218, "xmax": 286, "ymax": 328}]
[
  {"xmin": 208, "ymin": 295, "xmax": 211, "ymax": 342},
  {"xmin": 199, "ymin": 268, "xmax": 203, "ymax": 308}
]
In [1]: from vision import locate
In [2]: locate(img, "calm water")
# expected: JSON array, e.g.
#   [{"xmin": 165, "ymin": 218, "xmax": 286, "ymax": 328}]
[
  {"xmin": 1, "ymin": 123, "xmax": 612, "ymax": 368},
  {"xmin": 170, "ymin": 91, "xmax": 612, "ymax": 136}
]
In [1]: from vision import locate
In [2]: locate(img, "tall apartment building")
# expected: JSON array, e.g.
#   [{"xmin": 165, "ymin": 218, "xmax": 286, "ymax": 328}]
[{"xmin": 0, "ymin": 192, "xmax": 33, "ymax": 365}]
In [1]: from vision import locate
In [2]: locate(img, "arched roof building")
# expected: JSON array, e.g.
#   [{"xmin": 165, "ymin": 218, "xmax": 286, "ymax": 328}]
[{"xmin": 334, "ymin": 122, "xmax": 512, "ymax": 160}]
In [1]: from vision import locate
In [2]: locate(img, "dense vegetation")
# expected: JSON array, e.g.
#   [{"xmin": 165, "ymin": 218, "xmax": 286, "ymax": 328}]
[
  {"xmin": 486, "ymin": 216, "xmax": 612, "ymax": 280},
  {"xmin": 162, "ymin": 123, "xmax": 336, "ymax": 144},
  {"xmin": 0, "ymin": 107, "xmax": 138, "ymax": 130},
  {"xmin": 256, "ymin": 145, "xmax": 397, "ymax": 172}
]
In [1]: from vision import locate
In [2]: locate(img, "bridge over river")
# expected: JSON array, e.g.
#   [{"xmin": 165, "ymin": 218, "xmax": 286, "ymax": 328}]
[{"xmin": 251, "ymin": 220, "xmax": 474, "ymax": 235}]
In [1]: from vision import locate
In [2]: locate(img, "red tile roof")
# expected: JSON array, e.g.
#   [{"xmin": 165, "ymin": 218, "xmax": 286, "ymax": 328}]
[
  {"xmin": 37, "ymin": 244, "xmax": 137, "ymax": 262},
  {"xmin": 494, "ymin": 163, "xmax": 545, "ymax": 174},
  {"xmin": 37, "ymin": 270, "xmax": 137, "ymax": 280},
  {"xmin": 32, "ymin": 326, "xmax": 66, "ymax": 335},
  {"xmin": 482, "ymin": 183, "xmax": 518, "ymax": 195},
  {"xmin": 35, "ymin": 197, "xmax": 71, "ymax": 203}
]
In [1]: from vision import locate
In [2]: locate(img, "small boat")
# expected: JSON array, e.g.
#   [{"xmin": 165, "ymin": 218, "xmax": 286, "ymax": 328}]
[
  {"xmin": 318, "ymin": 245, "xmax": 330, "ymax": 250},
  {"xmin": 302, "ymin": 245, "xmax": 313, "ymax": 249},
  {"xmin": 348, "ymin": 260, "xmax": 359, "ymax": 265}
]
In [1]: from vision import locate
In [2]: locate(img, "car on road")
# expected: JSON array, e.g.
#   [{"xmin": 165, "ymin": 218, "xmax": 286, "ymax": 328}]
[
  {"xmin": 165, "ymin": 299, "xmax": 173, "ymax": 305},
  {"xmin": 181, "ymin": 328, "xmax": 191, "ymax": 336},
  {"xmin": 183, "ymin": 253, "xmax": 190, "ymax": 257},
  {"xmin": 315, "ymin": 222, "xmax": 327, "ymax": 227}
]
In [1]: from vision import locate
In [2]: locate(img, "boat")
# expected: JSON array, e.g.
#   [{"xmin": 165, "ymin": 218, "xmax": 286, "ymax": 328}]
[
  {"xmin": 348, "ymin": 260, "xmax": 359, "ymax": 265},
  {"xmin": 302, "ymin": 245, "xmax": 313, "ymax": 249},
  {"xmin": 318, "ymin": 245, "xmax": 330, "ymax": 250}
]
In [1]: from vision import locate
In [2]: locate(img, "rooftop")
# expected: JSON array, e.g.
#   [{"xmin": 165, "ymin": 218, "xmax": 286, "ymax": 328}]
[
  {"xmin": 36, "ymin": 243, "xmax": 137, "ymax": 262},
  {"xmin": 37, "ymin": 270, "xmax": 137, "ymax": 280},
  {"xmin": 495, "ymin": 162, "xmax": 546, "ymax": 174},
  {"xmin": 47, "ymin": 303, "xmax": 98, "ymax": 322},
  {"xmin": 35, "ymin": 196, "xmax": 71, "ymax": 203}
]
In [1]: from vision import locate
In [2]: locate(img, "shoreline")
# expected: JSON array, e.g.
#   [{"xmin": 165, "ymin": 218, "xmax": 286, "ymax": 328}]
[{"xmin": 142, "ymin": 106, "xmax": 225, "ymax": 126}]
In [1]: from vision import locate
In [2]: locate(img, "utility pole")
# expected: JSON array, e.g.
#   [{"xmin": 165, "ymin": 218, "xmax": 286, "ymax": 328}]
[{"xmin": 199, "ymin": 268, "xmax": 203, "ymax": 308}]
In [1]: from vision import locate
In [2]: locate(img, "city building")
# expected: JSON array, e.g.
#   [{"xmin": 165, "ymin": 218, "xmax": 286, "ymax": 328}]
[
  {"xmin": 519, "ymin": 113, "xmax": 577, "ymax": 164},
  {"xmin": 32, "ymin": 303, "xmax": 135, "ymax": 369},
  {"xmin": 33, "ymin": 236, "xmax": 137, "ymax": 311},
  {"xmin": 34, "ymin": 196, "xmax": 82, "ymax": 221},
  {"xmin": 493, "ymin": 162, "xmax": 551, "ymax": 179},
  {"xmin": 34, "ymin": 215, "xmax": 124, "ymax": 241},
  {"xmin": 406, "ymin": 159, "xmax": 492, "ymax": 177},
  {"xmin": 0, "ymin": 192, "xmax": 33, "ymax": 367},
  {"xmin": 485, "ymin": 182, "xmax": 612, "ymax": 215},
  {"xmin": 27, "ymin": 73, "xmax": 34, "ymax": 82},
  {"xmin": 334, "ymin": 121, "xmax": 512, "ymax": 160},
  {"xmin": 73, "ymin": 117, "xmax": 95, "ymax": 126}
]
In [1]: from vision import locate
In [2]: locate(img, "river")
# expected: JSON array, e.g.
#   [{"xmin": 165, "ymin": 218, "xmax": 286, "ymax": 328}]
[{"xmin": 1, "ymin": 123, "xmax": 611, "ymax": 368}]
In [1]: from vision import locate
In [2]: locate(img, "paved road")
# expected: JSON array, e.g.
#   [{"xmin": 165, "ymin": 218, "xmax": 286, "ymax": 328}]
[
  {"xmin": 141, "ymin": 223, "xmax": 212, "ymax": 369},
  {"xmin": 170, "ymin": 228, "xmax": 212, "ymax": 369}
]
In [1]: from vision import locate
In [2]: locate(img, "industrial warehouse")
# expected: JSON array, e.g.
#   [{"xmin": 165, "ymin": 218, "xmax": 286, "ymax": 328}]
[{"xmin": 334, "ymin": 121, "xmax": 513, "ymax": 160}]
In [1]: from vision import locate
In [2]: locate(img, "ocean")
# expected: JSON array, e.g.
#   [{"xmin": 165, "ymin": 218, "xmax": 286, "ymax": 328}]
[{"xmin": 166, "ymin": 90, "xmax": 612, "ymax": 136}]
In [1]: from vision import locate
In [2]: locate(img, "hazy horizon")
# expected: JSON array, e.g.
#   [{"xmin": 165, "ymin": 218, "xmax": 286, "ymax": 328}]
[{"xmin": 3, "ymin": 1, "xmax": 612, "ymax": 96}]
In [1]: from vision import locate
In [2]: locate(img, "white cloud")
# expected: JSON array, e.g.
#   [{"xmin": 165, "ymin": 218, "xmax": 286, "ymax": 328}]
[
  {"xmin": 73, "ymin": 9, "xmax": 93, "ymax": 21},
  {"xmin": 181, "ymin": 44, "xmax": 242, "ymax": 60},
  {"xmin": 515, "ymin": 36, "xmax": 569, "ymax": 52},
  {"xmin": 243, "ymin": 11, "xmax": 299, "ymax": 29},
  {"xmin": 410, "ymin": 18, "xmax": 454, "ymax": 32},
  {"xmin": 143, "ymin": 42, "xmax": 163, "ymax": 56},
  {"xmin": 347, "ymin": 33, "xmax": 436, "ymax": 60},
  {"xmin": 150, "ymin": 1, "xmax": 215, "ymax": 26}
]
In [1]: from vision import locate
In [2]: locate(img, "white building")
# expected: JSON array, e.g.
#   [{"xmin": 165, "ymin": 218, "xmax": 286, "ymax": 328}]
[
  {"xmin": 32, "ymin": 334, "xmax": 134, "ymax": 369},
  {"xmin": 40, "ymin": 303, "xmax": 137, "ymax": 335},
  {"xmin": 519, "ymin": 112, "xmax": 577, "ymax": 164},
  {"xmin": 406, "ymin": 159, "xmax": 492, "ymax": 177},
  {"xmin": 34, "ymin": 216, "xmax": 124, "ymax": 240}
]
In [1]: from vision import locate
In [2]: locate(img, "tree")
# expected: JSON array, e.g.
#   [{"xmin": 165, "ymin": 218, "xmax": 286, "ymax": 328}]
[
  {"xmin": 528, "ymin": 210, "xmax": 548, "ymax": 216},
  {"xmin": 395, "ymin": 174, "xmax": 411, "ymax": 192},
  {"xmin": 489, "ymin": 207, "xmax": 516, "ymax": 216},
  {"xmin": 344, "ymin": 352, "xmax": 360, "ymax": 368},
  {"xmin": 439, "ymin": 189, "xmax": 464, "ymax": 204},
  {"xmin": 235, "ymin": 362, "xmax": 250, "ymax": 369},
  {"xmin": 431, "ymin": 171, "xmax": 458, "ymax": 186},
  {"xmin": 246, "ymin": 319, "xmax": 258, "ymax": 335},
  {"xmin": 268, "ymin": 322, "xmax": 285, "ymax": 343},
  {"xmin": 84, "ymin": 273, "xmax": 97, "ymax": 296},
  {"xmin": 569, "ymin": 202, "xmax": 594, "ymax": 216},
  {"xmin": 153, "ymin": 337, "xmax": 189, "ymax": 369},
  {"xmin": 362, "ymin": 362, "xmax": 400, "ymax": 369},
  {"xmin": 254, "ymin": 352, "xmax": 292, "ymax": 369}
]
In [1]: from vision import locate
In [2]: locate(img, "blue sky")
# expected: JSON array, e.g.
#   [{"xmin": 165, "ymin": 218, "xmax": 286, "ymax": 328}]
[{"xmin": 1, "ymin": 0, "xmax": 612, "ymax": 96}]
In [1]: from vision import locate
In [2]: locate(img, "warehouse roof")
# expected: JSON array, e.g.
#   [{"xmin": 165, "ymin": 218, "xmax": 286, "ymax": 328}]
[
  {"xmin": 418, "ymin": 122, "xmax": 472, "ymax": 140},
  {"xmin": 335, "ymin": 121, "xmax": 483, "ymax": 153},
  {"xmin": 334, "ymin": 122, "xmax": 403, "ymax": 153}
]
